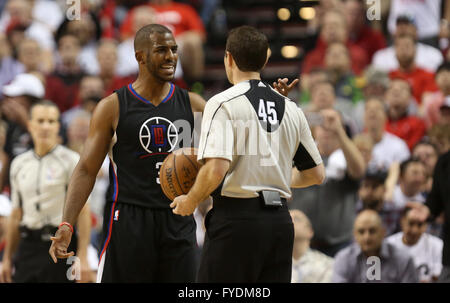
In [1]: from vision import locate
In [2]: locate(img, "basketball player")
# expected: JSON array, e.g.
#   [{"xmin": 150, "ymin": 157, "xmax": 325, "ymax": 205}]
[
  {"xmin": 48, "ymin": 24, "xmax": 206, "ymax": 282},
  {"xmin": 171, "ymin": 26, "xmax": 325, "ymax": 282}
]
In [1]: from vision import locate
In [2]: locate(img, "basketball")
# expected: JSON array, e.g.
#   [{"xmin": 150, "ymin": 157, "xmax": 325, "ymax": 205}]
[{"xmin": 159, "ymin": 147, "xmax": 201, "ymax": 201}]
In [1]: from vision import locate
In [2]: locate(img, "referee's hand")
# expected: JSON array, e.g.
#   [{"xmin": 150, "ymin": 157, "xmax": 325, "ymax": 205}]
[
  {"xmin": 49, "ymin": 226, "xmax": 74, "ymax": 263},
  {"xmin": 170, "ymin": 195, "xmax": 196, "ymax": 216}
]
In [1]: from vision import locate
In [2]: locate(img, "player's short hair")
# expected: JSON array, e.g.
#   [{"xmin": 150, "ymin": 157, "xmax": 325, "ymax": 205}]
[
  {"xmin": 225, "ymin": 25, "xmax": 269, "ymax": 72},
  {"xmin": 134, "ymin": 24, "xmax": 173, "ymax": 52}
]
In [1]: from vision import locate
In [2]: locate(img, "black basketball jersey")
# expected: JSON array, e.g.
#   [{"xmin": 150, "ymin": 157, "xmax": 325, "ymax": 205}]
[{"xmin": 107, "ymin": 83, "xmax": 194, "ymax": 208}]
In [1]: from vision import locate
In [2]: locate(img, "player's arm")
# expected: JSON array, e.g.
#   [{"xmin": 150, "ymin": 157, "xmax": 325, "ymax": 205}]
[
  {"xmin": 0, "ymin": 207, "xmax": 22, "ymax": 283},
  {"xmin": 188, "ymin": 91, "xmax": 206, "ymax": 113},
  {"xmin": 49, "ymin": 94, "xmax": 118, "ymax": 263},
  {"xmin": 76, "ymin": 203, "xmax": 91, "ymax": 282},
  {"xmin": 171, "ymin": 158, "xmax": 230, "ymax": 216}
]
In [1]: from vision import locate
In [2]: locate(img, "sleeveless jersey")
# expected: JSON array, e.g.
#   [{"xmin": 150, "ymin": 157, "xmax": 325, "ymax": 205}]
[{"xmin": 107, "ymin": 83, "xmax": 194, "ymax": 208}]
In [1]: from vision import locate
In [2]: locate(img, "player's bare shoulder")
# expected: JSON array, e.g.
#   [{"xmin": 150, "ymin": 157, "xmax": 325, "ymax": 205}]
[
  {"xmin": 91, "ymin": 92, "xmax": 120, "ymax": 132},
  {"xmin": 188, "ymin": 91, "xmax": 206, "ymax": 113}
]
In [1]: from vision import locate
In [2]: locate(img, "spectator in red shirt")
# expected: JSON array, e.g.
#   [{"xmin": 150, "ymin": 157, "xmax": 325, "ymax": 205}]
[
  {"xmin": 423, "ymin": 62, "xmax": 450, "ymax": 129},
  {"xmin": 389, "ymin": 34, "xmax": 439, "ymax": 105},
  {"xmin": 385, "ymin": 78, "xmax": 426, "ymax": 150},
  {"xmin": 45, "ymin": 35, "xmax": 85, "ymax": 114},
  {"xmin": 301, "ymin": 10, "xmax": 369, "ymax": 75},
  {"xmin": 343, "ymin": 0, "xmax": 386, "ymax": 61},
  {"xmin": 120, "ymin": 0, "xmax": 206, "ymax": 82}
]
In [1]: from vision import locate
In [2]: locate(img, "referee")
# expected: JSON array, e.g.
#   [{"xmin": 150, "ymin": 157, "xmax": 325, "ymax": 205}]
[{"xmin": 171, "ymin": 25, "xmax": 325, "ymax": 283}]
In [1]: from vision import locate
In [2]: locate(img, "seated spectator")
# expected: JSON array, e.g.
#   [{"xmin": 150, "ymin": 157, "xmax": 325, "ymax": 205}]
[
  {"xmin": 387, "ymin": 1, "xmax": 444, "ymax": 47},
  {"xmin": 373, "ymin": 15, "xmax": 443, "ymax": 73},
  {"xmin": 0, "ymin": 0, "xmax": 64, "ymax": 34},
  {"xmin": 45, "ymin": 34, "xmax": 85, "ymax": 114},
  {"xmin": 16, "ymin": 37, "xmax": 42, "ymax": 73},
  {"xmin": 120, "ymin": 0, "xmax": 206, "ymax": 82},
  {"xmin": 1, "ymin": 73, "xmax": 44, "ymax": 159},
  {"xmin": 61, "ymin": 12, "xmax": 101, "ymax": 76},
  {"xmin": 290, "ymin": 109, "xmax": 365, "ymax": 257},
  {"xmin": 412, "ymin": 140, "xmax": 439, "ymax": 193},
  {"xmin": 384, "ymin": 79, "xmax": 426, "ymax": 150},
  {"xmin": 303, "ymin": 80, "xmax": 358, "ymax": 136},
  {"xmin": 423, "ymin": 62, "xmax": 450, "ymax": 129},
  {"xmin": 387, "ymin": 207, "xmax": 443, "ymax": 282},
  {"xmin": 364, "ymin": 97, "xmax": 410, "ymax": 172},
  {"xmin": 343, "ymin": 0, "xmax": 386, "ymax": 61},
  {"xmin": 439, "ymin": 97, "xmax": 450, "ymax": 125},
  {"xmin": 389, "ymin": 34, "xmax": 439, "ymax": 105},
  {"xmin": 1, "ymin": 0, "xmax": 54, "ymax": 71},
  {"xmin": 428, "ymin": 123, "xmax": 450, "ymax": 155},
  {"xmin": 301, "ymin": 10, "xmax": 369, "ymax": 75},
  {"xmin": 357, "ymin": 170, "xmax": 400, "ymax": 236},
  {"xmin": 391, "ymin": 159, "xmax": 427, "ymax": 210},
  {"xmin": 96, "ymin": 39, "xmax": 135, "ymax": 96},
  {"xmin": 0, "ymin": 32, "xmax": 24, "ymax": 99},
  {"xmin": 298, "ymin": 68, "xmax": 328, "ymax": 105},
  {"xmin": 332, "ymin": 209, "xmax": 418, "ymax": 282},
  {"xmin": 290, "ymin": 209, "xmax": 334, "ymax": 283},
  {"xmin": 361, "ymin": 66, "xmax": 390, "ymax": 101},
  {"xmin": 325, "ymin": 42, "xmax": 364, "ymax": 105},
  {"xmin": 61, "ymin": 75, "xmax": 105, "ymax": 128}
]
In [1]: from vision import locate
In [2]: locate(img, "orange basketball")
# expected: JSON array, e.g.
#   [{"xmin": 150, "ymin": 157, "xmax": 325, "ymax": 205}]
[{"xmin": 159, "ymin": 147, "xmax": 201, "ymax": 201}]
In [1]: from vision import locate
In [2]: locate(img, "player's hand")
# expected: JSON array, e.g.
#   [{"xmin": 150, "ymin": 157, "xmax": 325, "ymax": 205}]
[
  {"xmin": 49, "ymin": 225, "xmax": 74, "ymax": 263},
  {"xmin": 0, "ymin": 258, "xmax": 13, "ymax": 283},
  {"xmin": 170, "ymin": 195, "xmax": 196, "ymax": 216},
  {"xmin": 272, "ymin": 78, "xmax": 299, "ymax": 97}
]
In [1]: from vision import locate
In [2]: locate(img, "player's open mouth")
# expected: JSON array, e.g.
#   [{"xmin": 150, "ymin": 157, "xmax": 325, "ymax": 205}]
[{"xmin": 161, "ymin": 64, "xmax": 175, "ymax": 71}]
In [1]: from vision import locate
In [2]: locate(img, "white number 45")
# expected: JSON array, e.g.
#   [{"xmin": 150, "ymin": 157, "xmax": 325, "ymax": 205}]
[{"xmin": 258, "ymin": 99, "xmax": 277, "ymax": 125}]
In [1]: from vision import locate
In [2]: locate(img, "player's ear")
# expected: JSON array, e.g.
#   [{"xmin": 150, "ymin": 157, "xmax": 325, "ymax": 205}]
[{"xmin": 135, "ymin": 50, "xmax": 145, "ymax": 65}]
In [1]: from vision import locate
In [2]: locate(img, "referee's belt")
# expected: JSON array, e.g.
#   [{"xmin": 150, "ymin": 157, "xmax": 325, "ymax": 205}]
[
  {"xmin": 19, "ymin": 225, "xmax": 58, "ymax": 242},
  {"xmin": 212, "ymin": 192, "xmax": 288, "ymax": 213}
]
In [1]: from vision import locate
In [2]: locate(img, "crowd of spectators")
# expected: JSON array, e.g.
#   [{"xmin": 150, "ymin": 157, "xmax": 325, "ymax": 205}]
[{"xmin": 0, "ymin": 0, "xmax": 449, "ymax": 283}]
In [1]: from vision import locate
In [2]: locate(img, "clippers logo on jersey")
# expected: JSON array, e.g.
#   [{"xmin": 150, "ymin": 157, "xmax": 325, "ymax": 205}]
[{"xmin": 139, "ymin": 117, "xmax": 178, "ymax": 153}]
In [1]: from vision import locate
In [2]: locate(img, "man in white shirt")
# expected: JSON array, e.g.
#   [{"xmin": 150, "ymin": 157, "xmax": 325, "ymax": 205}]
[
  {"xmin": 364, "ymin": 97, "xmax": 410, "ymax": 172},
  {"xmin": 373, "ymin": 16, "xmax": 443, "ymax": 73},
  {"xmin": 387, "ymin": 206, "xmax": 443, "ymax": 282},
  {"xmin": 290, "ymin": 209, "xmax": 334, "ymax": 283},
  {"xmin": 391, "ymin": 159, "xmax": 427, "ymax": 210}
]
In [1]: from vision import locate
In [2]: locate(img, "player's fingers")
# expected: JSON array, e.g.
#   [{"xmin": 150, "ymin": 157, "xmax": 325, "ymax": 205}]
[
  {"xmin": 49, "ymin": 245, "xmax": 58, "ymax": 263},
  {"xmin": 169, "ymin": 201, "xmax": 177, "ymax": 208},
  {"xmin": 55, "ymin": 250, "xmax": 74, "ymax": 259}
]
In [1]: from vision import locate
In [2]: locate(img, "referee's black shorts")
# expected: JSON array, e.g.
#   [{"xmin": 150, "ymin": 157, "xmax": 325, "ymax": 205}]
[
  {"xmin": 14, "ymin": 226, "xmax": 77, "ymax": 283},
  {"xmin": 197, "ymin": 195, "xmax": 294, "ymax": 283},
  {"xmin": 98, "ymin": 202, "xmax": 197, "ymax": 282}
]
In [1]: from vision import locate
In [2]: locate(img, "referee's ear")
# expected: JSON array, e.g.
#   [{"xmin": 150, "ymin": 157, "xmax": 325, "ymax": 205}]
[{"xmin": 262, "ymin": 48, "xmax": 271, "ymax": 70}]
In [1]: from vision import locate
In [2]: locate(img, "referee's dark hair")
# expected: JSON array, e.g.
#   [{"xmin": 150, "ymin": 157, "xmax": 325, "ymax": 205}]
[{"xmin": 226, "ymin": 25, "xmax": 269, "ymax": 72}]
